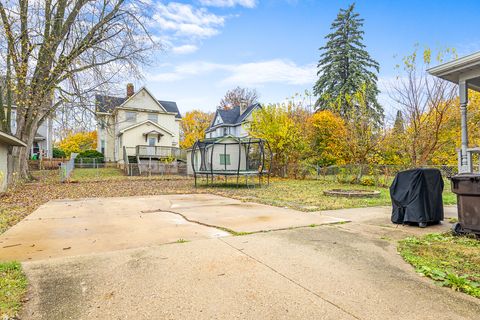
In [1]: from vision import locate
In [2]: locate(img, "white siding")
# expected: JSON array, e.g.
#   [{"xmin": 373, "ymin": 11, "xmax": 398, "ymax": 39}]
[
  {"xmin": 97, "ymin": 88, "xmax": 181, "ymax": 161},
  {"xmin": 0, "ymin": 143, "xmax": 8, "ymax": 192}
]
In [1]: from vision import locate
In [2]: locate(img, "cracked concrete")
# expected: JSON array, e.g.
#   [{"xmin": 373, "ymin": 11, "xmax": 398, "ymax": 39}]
[
  {"xmin": 0, "ymin": 194, "xmax": 345, "ymax": 262},
  {"xmin": 3, "ymin": 194, "xmax": 478, "ymax": 319},
  {"xmin": 20, "ymin": 226, "xmax": 480, "ymax": 320}
]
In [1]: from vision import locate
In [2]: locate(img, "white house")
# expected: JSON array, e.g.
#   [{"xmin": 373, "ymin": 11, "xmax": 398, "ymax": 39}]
[
  {"xmin": 95, "ymin": 84, "xmax": 182, "ymax": 163},
  {"xmin": 2, "ymin": 77, "xmax": 53, "ymax": 159},
  {"xmin": 10, "ymin": 107, "xmax": 54, "ymax": 159},
  {"xmin": 187, "ymin": 102, "xmax": 262, "ymax": 175},
  {"xmin": 0, "ymin": 130, "xmax": 26, "ymax": 192},
  {"xmin": 205, "ymin": 102, "xmax": 261, "ymax": 138}
]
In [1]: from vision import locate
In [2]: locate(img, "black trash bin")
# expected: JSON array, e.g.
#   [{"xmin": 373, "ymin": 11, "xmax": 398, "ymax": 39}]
[
  {"xmin": 390, "ymin": 168, "xmax": 444, "ymax": 227},
  {"xmin": 450, "ymin": 174, "xmax": 480, "ymax": 236}
]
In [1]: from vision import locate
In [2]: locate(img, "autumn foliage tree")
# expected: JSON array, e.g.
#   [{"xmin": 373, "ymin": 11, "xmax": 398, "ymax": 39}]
[
  {"xmin": 307, "ymin": 110, "xmax": 347, "ymax": 167},
  {"xmin": 57, "ymin": 131, "xmax": 97, "ymax": 156},
  {"xmin": 0, "ymin": 0, "xmax": 155, "ymax": 178},
  {"xmin": 249, "ymin": 103, "xmax": 307, "ymax": 176},
  {"xmin": 180, "ymin": 110, "xmax": 214, "ymax": 149},
  {"xmin": 388, "ymin": 48, "xmax": 458, "ymax": 166}
]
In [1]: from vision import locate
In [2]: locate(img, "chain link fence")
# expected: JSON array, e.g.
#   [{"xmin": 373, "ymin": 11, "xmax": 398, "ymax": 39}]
[
  {"xmin": 302, "ymin": 164, "xmax": 457, "ymax": 187},
  {"xmin": 59, "ymin": 153, "xmax": 78, "ymax": 182}
]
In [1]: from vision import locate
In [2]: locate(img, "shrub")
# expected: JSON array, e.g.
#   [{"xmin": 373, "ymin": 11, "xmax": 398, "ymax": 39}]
[
  {"xmin": 78, "ymin": 149, "xmax": 104, "ymax": 158},
  {"xmin": 360, "ymin": 177, "xmax": 375, "ymax": 186},
  {"xmin": 52, "ymin": 147, "xmax": 66, "ymax": 159},
  {"xmin": 75, "ymin": 150, "xmax": 104, "ymax": 163}
]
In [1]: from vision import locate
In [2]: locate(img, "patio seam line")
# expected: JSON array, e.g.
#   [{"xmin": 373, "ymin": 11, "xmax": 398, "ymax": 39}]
[
  {"xmin": 217, "ymin": 237, "xmax": 362, "ymax": 320},
  {"xmin": 143, "ymin": 209, "xmax": 350, "ymax": 236}
]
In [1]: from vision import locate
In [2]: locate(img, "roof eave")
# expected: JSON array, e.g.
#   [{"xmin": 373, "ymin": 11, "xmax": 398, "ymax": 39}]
[
  {"xmin": 0, "ymin": 131, "xmax": 27, "ymax": 147},
  {"xmin": 427, "ymin": 52, "xmax": 480, "ymax": 81}
]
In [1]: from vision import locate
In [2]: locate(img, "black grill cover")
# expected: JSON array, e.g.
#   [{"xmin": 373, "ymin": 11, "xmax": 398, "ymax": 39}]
[{"xmin": 390, "ymin": 168, "xmax": 444, "ymax": 224}]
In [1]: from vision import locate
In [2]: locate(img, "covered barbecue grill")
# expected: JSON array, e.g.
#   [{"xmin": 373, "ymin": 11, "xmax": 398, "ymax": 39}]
[{"xmin": 390, "ymin": 168, "xmax": 444, "ymax": 227}]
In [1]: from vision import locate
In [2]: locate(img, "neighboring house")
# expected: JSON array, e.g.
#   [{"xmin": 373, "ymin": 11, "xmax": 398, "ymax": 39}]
[
  {"xmin": 1, "ymin": 77, "xmax": 53, "ymax": 159},
  {"xmin": 9, "ymin": 107, "xmax": 54, "ymax": 159},
  {"xmin": 0, "ymin": 130, "xmax": 26, "ymax": 192},
  {"xmin": 205, "ymin": 103, "xmax": 261, "ymax": 138},
  {"xmin": 187, "ymin": 102, "xmax": 262, "ymax": 175},
  {"xmin": 95, "ymin": 84, "xmax": 182, "ymax": 163}
]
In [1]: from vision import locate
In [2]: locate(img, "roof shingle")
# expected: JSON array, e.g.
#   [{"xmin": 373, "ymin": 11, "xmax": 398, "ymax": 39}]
[
  {"xmin": 95, "ymin": 93, "xmax": 182, "ymax": 119},
  {"xmin": 207, "ymin": 103, "xmax": 260, "ymax": 131}
]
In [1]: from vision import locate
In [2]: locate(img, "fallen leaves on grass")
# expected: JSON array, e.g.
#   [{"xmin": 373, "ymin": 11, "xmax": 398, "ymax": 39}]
[{"xmin": 399, "ymin": 233, "xmax": 480, "ymax": 298}]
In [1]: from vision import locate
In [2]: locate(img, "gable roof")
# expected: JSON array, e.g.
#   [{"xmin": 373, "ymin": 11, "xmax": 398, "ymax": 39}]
[
  {"xmin": 118, "ymin": 120, "xmax": 174, "ymax": 136},
  {"xmin": 206, "ymin": 103, "xmax": 261, "ymax": 132},
  {"xmin": 158, "ymin": 100, "xmax": 182, "ymax": 119},
  {"xmin": 95, "ymin": 88, "xmax": 182, "ymax": 119}
]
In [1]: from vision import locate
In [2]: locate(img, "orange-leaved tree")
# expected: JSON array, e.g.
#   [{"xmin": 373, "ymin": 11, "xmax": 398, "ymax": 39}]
[
  {"xmin": 180, "ymin": 110, "xmax": 214, "ymax": 149},
  {"xmin": 307, "ymin": 110, "xmax": 347, "ymax": 167},
  {"xmin": 57, "ymin": 131, "xmax": 97, "ymax": 156}
]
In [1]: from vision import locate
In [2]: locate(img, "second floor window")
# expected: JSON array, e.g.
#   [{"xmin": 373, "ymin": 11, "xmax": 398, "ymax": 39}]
[
  {"xmin": 148, "ymin": 113, "xmax": 158, "ymax": 123},
  {"xmin": 125, "ymin": 112, "xmax": 136, "ymax": 122}
]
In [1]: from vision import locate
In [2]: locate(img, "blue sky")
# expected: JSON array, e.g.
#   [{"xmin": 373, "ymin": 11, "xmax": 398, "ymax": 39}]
[{"xmin": 137, "ymin": 0, "xmax": 480, "ymax": 120}]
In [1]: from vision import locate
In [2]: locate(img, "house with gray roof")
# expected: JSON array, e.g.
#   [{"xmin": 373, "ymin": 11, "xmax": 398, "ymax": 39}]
[
  {"xmin": 205, "ymin": 103, "xmax": 261, "ymax": 138},
  {"xmin": 187, "ymin": 102, "xmax": 262, "ymax": 175},
  {"xmin": 95, "ymin": 84, "xmax": 182, "ymax": 163}
]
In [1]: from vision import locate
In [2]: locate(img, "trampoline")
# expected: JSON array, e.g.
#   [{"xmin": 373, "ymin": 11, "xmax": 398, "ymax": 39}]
[{"xmin": 190, "ymin": 136, "xmax": 272, "ymax": 187}]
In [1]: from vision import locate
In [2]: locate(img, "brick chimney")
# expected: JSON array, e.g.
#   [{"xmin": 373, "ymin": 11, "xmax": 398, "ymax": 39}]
[
  {"xmin": 126, "ymin": 83, "xmax": 134, "ymax": 98},
  {"xmin": 240, "ymin": 99, "xmax": 248, "ymax": 114}
]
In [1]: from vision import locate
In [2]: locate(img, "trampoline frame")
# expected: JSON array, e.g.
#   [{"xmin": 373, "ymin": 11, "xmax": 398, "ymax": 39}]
[{"xmin": 191, "ymin": 136, "xmax": 272, "ymax": 187}]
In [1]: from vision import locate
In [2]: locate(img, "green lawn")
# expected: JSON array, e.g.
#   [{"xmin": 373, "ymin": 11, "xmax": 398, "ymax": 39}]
[
  {"xmin": 70, "ymin": 167, "xmax": 128, "ymax": 181},
  {"xmin": 399, "ymin": 233, "xmax": 480, "ymax": 298},
  {"xmin": 197, "ymin": 177, "xmax": 457, "ymax": 211},
  {"xmin": 0, "ymin": 261, "xmax": 28, "ymax": 318},
  {"xmin": 70, "ymin": 168, "xmax": 457, "ymax": 211},
  {"xmin": 1, "ymin": 169, "xmax": 457, "ymax": 235}
]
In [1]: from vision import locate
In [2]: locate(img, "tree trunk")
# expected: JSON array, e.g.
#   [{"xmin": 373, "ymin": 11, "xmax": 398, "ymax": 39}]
[{"xmin": 13, "ymin": 118, "xmax": 39, "ymax": 180}]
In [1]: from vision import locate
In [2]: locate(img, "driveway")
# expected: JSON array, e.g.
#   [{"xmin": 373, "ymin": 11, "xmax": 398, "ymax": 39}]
[{"xmin": 0, "ymin": 195, "xmax": 478, "ymax": 319}]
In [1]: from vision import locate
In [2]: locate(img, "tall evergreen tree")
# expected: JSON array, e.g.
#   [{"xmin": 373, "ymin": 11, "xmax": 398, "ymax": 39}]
[
  {"xmin": 393, "ymin": 110, "xmax": 405, "ymax": 134},
  {"xmin": 314, "ymin": 3, "xmax": 383, "ymax": 123}
]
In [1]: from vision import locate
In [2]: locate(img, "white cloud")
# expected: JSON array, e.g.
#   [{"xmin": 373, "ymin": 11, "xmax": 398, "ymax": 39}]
[
  {"xmin": 222, "ymin": 60, "xmax": 316, "ymax": 86},
  {"xmin": 199, "ymin": 0, "xmax": 257, "ymax": 8},
  {"xmin": 171, "ymin": 44, "xmax": 199, "ymax": 54},
  {"xmin": 152, "ymin": 2, "xmax": 225, "ymax": 38},
  {"xmin": 147, "ymin": 59, "xmax": 316, "ymax": 86}
]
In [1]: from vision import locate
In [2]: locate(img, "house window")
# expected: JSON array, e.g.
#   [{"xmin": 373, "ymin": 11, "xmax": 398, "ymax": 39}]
[
  {"xmin": 125, "ymin": 111, "xmax": 136, "ymax": 122},
  {"xmin": 223, "ymin": 127, "xmax": 228, "ymax": 136},
  {"xmin": 220, "ymin": 154, "xmax": 231, "ymax": 165},
  {"xmin": 101, "ymin": 139, "xmax": 105, "ymax": 155},
  {"xmin": 148, "ymin": 137, "xmax": 156, "ymax": 147},
  {"xmin": 148, "ymin": 113, "xmax": 158, "ymax": 123}
]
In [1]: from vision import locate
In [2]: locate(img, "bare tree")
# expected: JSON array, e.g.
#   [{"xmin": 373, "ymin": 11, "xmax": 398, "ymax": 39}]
[
  {"xmin": 388, "ymin": 50, "xmax": 457, "ymax": 166},
  {"xmin": 219, "ymin": 86, "xmax": 259, "ymax": 110},
  {"xmin": 0, "ymin": 0, "xmax": 157, "ymax": 178}
]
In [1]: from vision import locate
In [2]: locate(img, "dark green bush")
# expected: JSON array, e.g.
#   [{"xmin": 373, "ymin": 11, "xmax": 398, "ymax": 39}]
[
  {"xmin": 52, "ymin": 147, "xmax": 66, "ymax": 159},
  {"xmin": 75, "ymin": 150, "xmax": 104, "ymax": 163}
]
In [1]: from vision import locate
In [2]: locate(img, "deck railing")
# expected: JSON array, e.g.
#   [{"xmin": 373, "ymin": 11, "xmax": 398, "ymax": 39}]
[{"xmin": 135, "ymin": 145, "xmax": 186, "ymax": 160}]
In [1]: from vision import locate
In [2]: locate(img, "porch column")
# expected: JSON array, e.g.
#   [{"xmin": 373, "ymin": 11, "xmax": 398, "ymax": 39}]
[{"xmin": 459, "ymin": 80, "xmax": 469, "ymax": 173}]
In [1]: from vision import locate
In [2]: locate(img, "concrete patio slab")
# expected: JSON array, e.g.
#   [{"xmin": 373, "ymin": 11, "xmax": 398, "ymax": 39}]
[
  {"xmin": 165, "ymin": 194, "xmax": 348, "ymax": 233},
  {"xmin": 19, "ymin": 227, "xmax": 479, "ymax": 320},
  {"xmin": 0, "ymin": 194, "xmax": 347, "ymax": 262},
  {"xmin": 0, "ymin": 197, "xmax": 229, "ymax": 262},
  {"xmin": 21, "ymin": 238, "xmax": 358, "ymax": 320}
]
